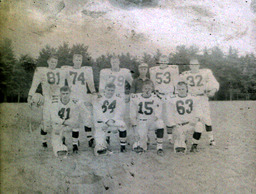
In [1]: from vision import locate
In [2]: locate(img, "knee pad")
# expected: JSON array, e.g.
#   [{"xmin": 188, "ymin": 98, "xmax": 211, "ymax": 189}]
[
  {"xmin": 72, "ymin": 130, "xmax": 79, "ymax": 138},
  {"xmin": 119, "ymin": 130, "xmax": 127, "ymax": 138},
  {"xmin": 115, "ymin": 120, "xmax": 126, "ymax": 130},
  {"xmin": 195, "ymin": 122, "xmax": 205, "ymax": 133},
  {"xmin": 193, "ymin": 132, "xmax": 201, "ymax": 140},
  {"xmin": 155, "ymin": 119, "xmax": 165, "ymax": 129},
  {"xmin": 205, "ymin": 125, "xmax": 212, "ymax": 132}
]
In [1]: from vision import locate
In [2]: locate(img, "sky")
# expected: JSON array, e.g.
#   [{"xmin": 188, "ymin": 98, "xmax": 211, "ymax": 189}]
[{"xmin": 0, "ymin": 0, "xmax": 255, "ymax": 59}]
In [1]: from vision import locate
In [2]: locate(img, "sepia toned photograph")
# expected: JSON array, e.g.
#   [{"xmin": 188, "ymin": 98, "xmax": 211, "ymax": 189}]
[{"xmin": 0, "ymin": 0, "xmax": 256, "ymax": 193}]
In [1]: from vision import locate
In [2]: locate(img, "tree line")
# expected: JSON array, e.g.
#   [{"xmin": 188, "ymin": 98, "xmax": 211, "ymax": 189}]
[{"xmin": 0, "ymin": 39, "xmax": 255, "ymax": 102}]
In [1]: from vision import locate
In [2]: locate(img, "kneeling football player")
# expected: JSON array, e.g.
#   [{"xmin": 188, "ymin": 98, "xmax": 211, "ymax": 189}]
[
  {"xmin": 130, "ymin": 80, "xmax": 165, "ymax": 156},
  {"xmin": 50, "ymin": 86, "xmax": 80, "ymax": 157},
  {"xmin": 165, "ymin": 81, "xmax": 202, "ymax": 153},
  {"xmin": 89, "ymin": 83, "xmax": 127, "ymax": 156}
]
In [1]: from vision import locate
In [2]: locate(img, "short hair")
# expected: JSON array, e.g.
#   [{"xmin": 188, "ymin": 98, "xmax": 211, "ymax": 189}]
[
  {"xmin": 177, "ymin": 81, "xmax": 187, "ymax": 87},
  {"xmin": 73, "ymin": 54, "xmax": 83, "ymax": 59},
  {"xmin": 60, "ymin": 86, "xmax": 71, "ymax": 93},
  {"xmin": 105, "ymin": 82, "xmax": 116, "ymax": 89},
  {"xmin": 190, "ymin": 58, "xmax": 200, "ymax": 65},
  {"xmin": 111, "ymin": 56, "xmax": 119, "ymax": 61},
  {"xmin": 48, "ymin": 54, "xmax": 58, "ymax": 60}
]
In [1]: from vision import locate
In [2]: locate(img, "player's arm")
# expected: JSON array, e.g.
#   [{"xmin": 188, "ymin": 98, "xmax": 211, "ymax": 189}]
[
  {"xmin": 125, "ymin": 70, "xmax": 133, "ymax": 87},
  {"xmin": 130, "ymin": 95, "xmax": 138, "ymax": 126},
  {"xmin": 86, "ymin": 67, "xmax": 96, "ymax": 93},
  {"xmin": 99, "ymin": 69, "xmax": 107, "ymax": 94},
  {"xmin": 206, "ymin": 70, "xmax": 220, "ymax": 97},
  {"xmin": 50, "ymin": 104, "xmax": 64, "ymax": 125},
  {"xmin": 28, "ymin": 68, "xmax": 41, "ymax": 103},
  {"xmin": 113, "ymin": 97, "xmax": 126, "ymax": 121},
  {"xmin": 154, "ymin": 97, "xmax": 163, "ymax": 120}
]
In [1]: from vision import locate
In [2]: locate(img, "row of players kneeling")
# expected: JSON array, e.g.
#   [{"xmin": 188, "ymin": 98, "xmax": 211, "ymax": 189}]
[{"xmin": 35, "ymin": 79, "xmax": 204, "ymax": 157}]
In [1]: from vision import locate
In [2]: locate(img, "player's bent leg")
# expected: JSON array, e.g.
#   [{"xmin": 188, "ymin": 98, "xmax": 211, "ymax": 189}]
[
  {"xmin": 154, "ymin": 119, "xmax": 165, "ymax": 156},
  {"xmin": 136, "ymin": 121, "xmax": 148, "ymax": 151},
  {"xmin": 166, "ymin": 126, "xmax": 175, "ymax": 144},
  {"xmin": 173, "ymin": 126, "xmax": 187, "ymax": 153},
  {"xmin": 84, "ymin": 126, "xmax": 94, "ymax": 147},
  {"xmin": 52, "ymin": 125, "xmax": 68, "ymax": 157},
  {"xmin": 94, "ymin": 124, "xmax": 108, "ymax": 156},
  {"xmin": 72, "ymin": 128, "xmax": 79, "ymax": 153}
]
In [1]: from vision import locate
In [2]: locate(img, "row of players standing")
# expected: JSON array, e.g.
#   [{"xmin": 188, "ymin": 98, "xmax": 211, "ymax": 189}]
[{"xmin": 28, "ymin": 54, "xmax": 219, "ymax": 157}]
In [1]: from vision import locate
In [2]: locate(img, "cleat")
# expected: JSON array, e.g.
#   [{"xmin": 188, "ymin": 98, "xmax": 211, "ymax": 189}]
[
  {"xmin": 42, "ymin": 142, "xmax": 48, "ymax": 148},
  {"xmin": 209, "ymin": 140, "xmax": 216, "ymax": 146},
  {"xmin": 157, "ymin": 149, "xmax": 164, "ymax": 156},
  {"xmin": 88, "ymin": 138, "xmax": 94, "ymax": 148},
  {"xmin": 175, "ymin": 147, "xmax": 186, "ymax": 153},
  {"xmin": 190, "ymin": 144, "xmax": 198, "ymax": 152},
  {"xmin": 120, "ymin": 145, "xmax": 126, "ymax": 152},
  {"xmin": 97, "ymin": 149, "xmax": 107, "ymax": 155},
  {"xmin": 73, "ymin": 144, "xmax": 79, "ymax": 153},
  {"xmin": 134, "ymin": 146, "xmax": 144, "ymax": 153}
]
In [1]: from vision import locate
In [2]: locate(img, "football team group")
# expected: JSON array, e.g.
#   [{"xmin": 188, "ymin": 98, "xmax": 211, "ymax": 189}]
[{"xmin": 27, "ymin": 54, "xmax": 219, "ymax": 157}]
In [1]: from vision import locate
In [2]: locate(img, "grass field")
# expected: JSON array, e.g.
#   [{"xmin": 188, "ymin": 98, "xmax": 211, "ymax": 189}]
[{"xmin": 1, "ymin": 101, "xmax": 256, "ymax": 193}]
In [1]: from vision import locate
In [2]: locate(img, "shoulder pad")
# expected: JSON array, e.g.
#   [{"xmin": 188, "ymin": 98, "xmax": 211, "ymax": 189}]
[
  {"xmin": 72, "ymin": 99, "xmax": 79, "ymax": 104},
  {"xmin": 35, "ymin": 67, "xmax": 47, "ymax": 72},
  {"xmin": 61, "ymin": 66, "xmax": 72, "ymax": 70},
  {"xmin": 150, "ymin": 66, "xmax": 157, "ymax": 71},
  {"xmin": 120, "ymin": 68, "xmax": 130, "ymax": 74},
  {"xmin": 181, "ymin": 71, "xmax": 189, "ymax": 75},
  {"xmin": 100, "ymin": 68, "xmax": 110, "ymax": 73},
  {"xmin": 115, "ymin": 94, "xmax": 121, "ymax": 98},
  {"xmin": 154, "ymin": 93, "xmax": 162, "ymax": 100}
]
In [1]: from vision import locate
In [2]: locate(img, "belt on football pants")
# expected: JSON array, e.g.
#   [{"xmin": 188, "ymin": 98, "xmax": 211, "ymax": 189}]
[{"xmin": 178, "ymin": 122, "xmax": 189, "ymax": 126}]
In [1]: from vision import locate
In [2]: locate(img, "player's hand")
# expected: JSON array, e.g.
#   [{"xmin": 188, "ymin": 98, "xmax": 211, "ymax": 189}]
[
  {"xmin": 125, "ymin": 95, "xmax": 130, "ymax": 103},
  {"xmin": 27, "ymin": 95, "xmax": 33, "ymax": 107},
  {"xmin": 206, "ymin": 89, "xmax": 217, "ymax": 97},
  {"xmin": 106, "ymin": 119, "xmax": 115, "ymax": 126}
]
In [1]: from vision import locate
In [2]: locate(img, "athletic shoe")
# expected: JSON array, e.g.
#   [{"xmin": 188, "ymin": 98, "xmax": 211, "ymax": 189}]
[
  {"xmin": 209, "ymin": 140, "xmax": 216, "ymax": 146},
  {"xmin": 88, "ymin": 138, "xmax": 94, "ymax": 148},
  {"xmin": 190, "ymin": 144, "xmax": 198, "ymax": 152},
  {"xmin": 157, "ymin": 149, "xmax": 164, "ymax": 156},
  {"xmin": 42, "ymin": 142, "xmax": 48, "ymax": 148},
  {"xmin": 120, "ymin": 145, "xmax": 126, "ymax": 152},
  {"xmin": 73, "ymin": 144, "xmax": 79, "ymax": 153}
]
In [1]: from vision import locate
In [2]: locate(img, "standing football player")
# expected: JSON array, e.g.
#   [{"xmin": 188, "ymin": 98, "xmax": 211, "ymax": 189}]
[
  {"xmin": 28, "ymin": 55, "xmax": 66, "ymax": 148},
  {"xmin": 165, "ymin": 81, "xmax": 202, "ymax": 153},
  {"xmin": 149, "ymin": 55, "xmax": 179, "ymax": 142},
  {"xmin": 50, "ymin": 86, "xmax": 80, "ymax": 157},
  {"xmin": 181, "ymin": 58, "xmax": 219, "ymax": 150},
  {"xmin": 130, "ymin": 80, "xmax": 165, "ymax": 156},
  {"xmin": 62, "ymin": 53, "xmax": 96, "ymax": 152},
  {"xmin": 89, "ymin": 83, "xmax": 127, "ymax": 155}
]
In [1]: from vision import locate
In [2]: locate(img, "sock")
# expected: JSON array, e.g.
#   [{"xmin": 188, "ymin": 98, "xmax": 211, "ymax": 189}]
[
  {"xmin": 84, "ymin": 126, "xmax": 93, "ymax": 141},
  {"xmin": 119, "ymin": 130, "xmax": 127, "ymax": 147},
  {"xmin": 192, "ymin": 132, "xmax": 201, "ymax": 145},
  {"xmin": 40, "ymin": 128, "xmax": 47, "ymax": 143},
  {"xmin": 72, "ymin": 129, "xmax": 79, "ymax": 146},
  {"xmin": 205, "ymin": 125, "xmax": 214, "ymax": 141},
  {"xmin": 156, "ymin": 128, "xmax": 164, "ymax": 150}
]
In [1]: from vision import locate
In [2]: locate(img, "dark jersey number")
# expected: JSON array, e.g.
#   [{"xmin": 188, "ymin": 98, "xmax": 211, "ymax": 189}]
[
  {"xmin": 47, "ymin": 72, "xmax": 60, "ymax": 85},
  {"xmin": 156, "ymin": 72, "xmax": 171, "ymax": 84},
  {"xmin": 138, "ymin": 101, "xmax": 154, "ymax": 115},
  {"xmin": 70, "ymin": 71, "xmax": 85, "ymax": 85},
  {"xmin": 58, "ymin": 108, "xmax": 70, "ymax": 120},
  {"xmin": 102, "ymin": 100, "xmax": 116, "ymax": 113},
  {"xmin": 187, "ymin": 75, "xmax": 203, "ymax": 87},
  {"xmin": 176, "ymin": 99, "xmax": 193, "ymax": 115}
]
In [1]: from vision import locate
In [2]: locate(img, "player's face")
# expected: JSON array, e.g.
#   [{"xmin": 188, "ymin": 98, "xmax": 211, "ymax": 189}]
[
  {"xmin": 47, "ymin": 58, "xmax": 58, "ymax": 69},
  {"xmin": 105, "ymin": 87, "xmax": 115, "ymax": 98},
  {"xmin": 142, "ymin": 84, "xmax": 153, "ymax": 96},
  {"xmin": 159, "ymin": 56, "xmax": 169, "ymax": 66},
  {"xmin": 177, "ymin": 84, "xmax": 187, "ymax": 97},
  {"xmin": 111, "ymin": 58, "xmax": 120, "ymax": 71},
  {"xmin": 139, "ymin": 67, "xmax": 148, "ymax": 77},
  {"xmin": 189, "ymin": 61, "xmax": 200, "ymax": 72},
  {"xmin": 60, "ymin": 90, "xmax": 71, "ymax": 104},
  {"xmin": 73, "ymin": 55, "xmax": 83, "ymax": 69}
]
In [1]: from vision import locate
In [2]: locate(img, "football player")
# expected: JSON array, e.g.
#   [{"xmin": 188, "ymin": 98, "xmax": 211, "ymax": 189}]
[
  {"xmin": 99, "ymin": 56, "xmax": 133, "ymax": 97},
  {"xmin": 130, "ymin": 80, "xmax": 165, "ymax": 156},
  {"xmin": 149, "ymin": 55, "xmax": 179, "ymax": 137},
  {"xmin": 181, "ymin": 58, "xmax": 219, "ymax": 150},
  {"xmin": 28, "ymin": 55, "xmax": 66, "ymax": 148},
  {"xmin": 89, "ymin": 83, "xmax": 127, "ymax": 156},
  {"xmin": 165, "ymin": 81, "xmax": 202, "ymax": 153},
  {"xmin": 62, "ymin": 54, "xmax": 96, "ymax": 151},
  {"xmin": 50, "ymin": 86, "xmax": 80, "ymax": 157}
]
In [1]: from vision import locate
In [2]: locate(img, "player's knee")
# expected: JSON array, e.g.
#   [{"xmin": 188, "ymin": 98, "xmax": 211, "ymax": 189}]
[
  {"xmin": 193, "ymin": 132, "xmax": 201, "ymax": 140},
  {"xmin": 205, "ymin": 125, "xmax": 212, "ymax": 132},
  {"xmin": 155, "ymin": 128, "xmax": 164, "ymax": 138},
  {"xmin": 155, "ymin": 119, "xmax": 165, "ymax": 129},
  {"xmin": 84, "ymin": 126, "xmax": 92, "ymax": 132},
  {"xmin": 116, "ymin": 120, "xmax": 126, "ymax": 130}
]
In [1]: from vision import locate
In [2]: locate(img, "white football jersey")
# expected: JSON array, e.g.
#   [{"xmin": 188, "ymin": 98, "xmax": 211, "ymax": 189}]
[
  {"xmin": 61, "ymin": 66, "xmax": 95, "ymax": 101},
  {"xmin": 50, "ymin": 99, "xmax": 80, "ymax": 125},
  {"xmin": 99, "ymin": 68, "xmax": 133, "ymax": 96},
  {"xmin": 130, "ymin": 93, "xmax": 162, "ymax": 125},
  {"xmin": 181, "ymin": 69, "xmax": 219, "ymax": 96},
  {"xmin": 28, "ymin": 67, "xmax": 66, "ymax": 98},
  {"xmin": 149, "ymin": 65, "xmax": 179, "ymax": 94},
  {"xmin": 165, "ymin": 94, "xmax": 202, "ymax": 126},
  {"xmin": 90, "ymin": 94, "xmax": 125, "ymax": 124}
]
